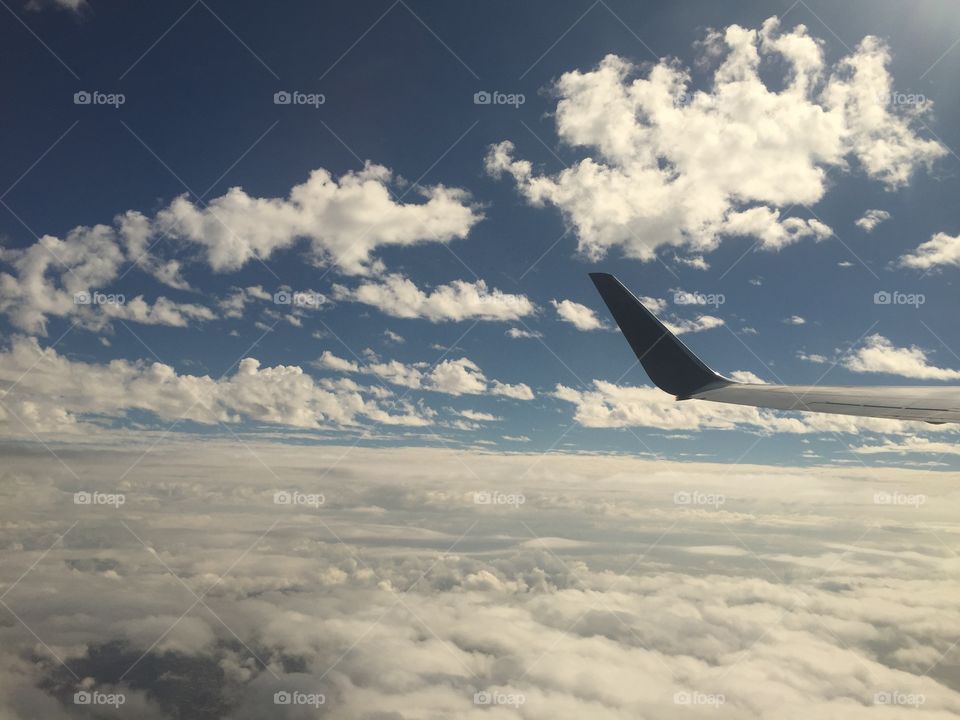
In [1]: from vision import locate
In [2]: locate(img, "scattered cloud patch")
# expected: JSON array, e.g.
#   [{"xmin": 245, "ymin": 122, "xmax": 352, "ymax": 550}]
[
  {"xmin": 664, "ymin": 315, "xmax": 724, "ymax": 335},
  {"xmin": 317, "ymin": 351, "xmax": 534, "ymax": 400},
  {"xmin": 506, "ymin": 327, "xmax": 542, "ymax": 339},
  {"xmin": 638, "ymin": 295, "xmax": 669, "ymax": 314},
  {"xmin": 855, "ymin": 208, "xmax": 891, "ymax": 232},
  {"xmin": 899, "ymin": 231, "xmax": 960, "ymax": 270},
  {"xmin": 333, "ymin": 274, "xmax": 535, "ymax": 322},
  {"xmin": 155, "ymin": 163, "xmax": 481, "ymax": 275},
  {"xmin": 844, "ymin": 334, "xmax": 960, "ymax": 380},
  {"xmin": 551, "ymin": 298, "xmax": 606, "ymax": 331}
]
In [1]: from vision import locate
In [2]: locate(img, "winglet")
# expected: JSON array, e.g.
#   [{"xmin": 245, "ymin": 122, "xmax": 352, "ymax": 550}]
[{"xmin": 589, "ymin": 273, "xmax": 730, "ymax": 398}]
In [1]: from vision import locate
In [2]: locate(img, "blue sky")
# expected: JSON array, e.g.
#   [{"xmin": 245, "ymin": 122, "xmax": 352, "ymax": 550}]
[{"xmin": 4, "ymin": 0, "xmax": 960, "ymax": 465}]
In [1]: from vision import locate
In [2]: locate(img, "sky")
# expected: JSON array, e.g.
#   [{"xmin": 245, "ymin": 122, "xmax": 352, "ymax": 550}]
[
  {"xmin": 4, "ymin": 0, "xmax": 960, "ymax": 465},
  {"xmin": 3, "ymin": 0, "xmax": 960, "ymax": 717}
]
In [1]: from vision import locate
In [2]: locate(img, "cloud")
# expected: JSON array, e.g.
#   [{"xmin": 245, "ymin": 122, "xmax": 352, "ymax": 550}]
[
  {"xmin": 506, "ymin": 327, "xmax": 542, "ymax": 339},
  {"xmin": 617, "ymin": 293, "xmax": 721, "ymax": 335},
  {"xmin": 0, "ymin": 225, "xmax": 216, "ymax": 335},
  {"xmin": 4, "ymin": 443, "xmax": 960, "ymax": 719},
  {"xmin": 314, "ymin": 350, "xmax": 360, "ymax": 374},
  {"xmin": 487, "ymin": 19, "xmax": 943, "ymax": 265},
  {"xmin": 24, "ymin": 0, "xmax": 86, "ymax": 12},
  {"xmin": 898, "ymin": 231, "xmax": 960, "ymax": 270},
  {"xmin": 855, "ymin": 209, "xmax": 891, "ymax": 232},
  {"xmin": 551, "ymin": 299, "xmax": 606, "ymax": 330},
  {"xmin": 675, "ymin": 254, "xmax": 709, "ymax": 270},
  {"xmin": 218, "ymin": 286, "xmax": 272, "ymax": 319},
  {"xmin": 0, "ymin": 337, "xmax": 432, "ymax": 435},
  {"xmin": 852, "ymin": 436, "xmax": 960, "ymax": 455},
  {"xmin": 785, "ymin": 315, "xmax": 807, "ymax": 325},
  {"xmin": 155, "ymin": 163, "xmax": 481, "ymax": 275},
  {"xmin": 798, "ymin": 351, "xmax": 829, "ymax": 364},
  {"xmin": 332, "ymin": 273, "xmax": 535, "ymax": 322},
  {"xmin": 844, "ymin": 334, "xmax": 960, "ymax": 380},
  {"xmin": 0, "ymin": 164, "xmax": 481, "ymax": 335},
  {"xmin": 383, "ymin": 329, "xmax": 405, "ymax": 344},
  {"xmin": 553, "ymin": 379, "xmax": 940, "ymax": 435},
  {"xmin": 728, "ymin": 370, "xmax": 766, "ymax": 383},
  {"xmin": 458, "ymin": 409, "xmax": 500, "ymax": 422},
  {"xmin": 664, "ymin": 315, "xmax": 724, "ymax": 335},
  {"xmin": 638, "ymin": 296, "xmax": 668, "ymax": 314},
  {"xmin": 317, "ymin": 351, "xmax": 534, "ymax": 400}
]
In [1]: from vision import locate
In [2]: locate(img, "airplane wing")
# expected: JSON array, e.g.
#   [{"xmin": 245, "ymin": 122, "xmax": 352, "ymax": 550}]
[{"xmin": 589, "ymin": 272, "xmax": 960, "ymax": 424}]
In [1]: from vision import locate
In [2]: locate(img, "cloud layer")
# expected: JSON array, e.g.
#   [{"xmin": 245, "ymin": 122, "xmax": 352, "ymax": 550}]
[
  {"xmin": 2, "ymin": 444, "xmax": 960, "ymax": 719},
  {"xmin": 0, "ymin": 337, "xmax": 433, "ymax": 435}
]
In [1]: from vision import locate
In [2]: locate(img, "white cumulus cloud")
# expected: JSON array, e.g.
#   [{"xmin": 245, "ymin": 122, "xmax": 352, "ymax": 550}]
[
  {"xmin": 487, "ymin": 18, "xmax": 943, "ymax": 265},
  {"xmin": 551, "ymin": 298, "xmax": 606, "ymax": 330},
  {"xmin": 844, "ymin": 334, "xmax": 960, "ymax": 380},
  {"xmin": 332, "ymin": 273, "xmax": 535, "ymax": 322},
  {"xmin": 899, "ymin": 231, "xmax": 960, "ymax": 270},
  {"xmin": 855, "ymin": 208, "xmax": 891, "ymax": 232}
]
